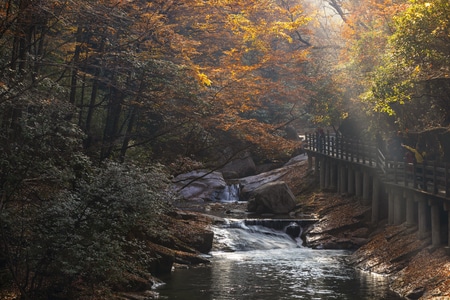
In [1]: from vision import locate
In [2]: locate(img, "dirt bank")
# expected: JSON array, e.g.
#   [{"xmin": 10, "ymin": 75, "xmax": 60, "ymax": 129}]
[
  {"xmin": 178, "ymin": 159, "xmax": 450, "ymax": 299},
  {"xmin": 285, "ymin": 163, "xmax": 450, "ymax": 299}
]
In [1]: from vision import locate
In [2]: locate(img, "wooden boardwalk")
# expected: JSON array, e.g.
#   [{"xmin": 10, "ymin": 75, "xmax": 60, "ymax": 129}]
[
  {"xmin": 305, "ymin": 132, "xmax": 450, "ymax": 199},
  {"xmin": 304, "ymin": 132, "xmax": 450, "ymax": 248}
]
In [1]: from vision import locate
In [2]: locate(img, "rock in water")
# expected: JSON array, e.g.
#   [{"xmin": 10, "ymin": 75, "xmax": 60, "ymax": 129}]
[
  {"xmin": 285, "ymin": 222, "xmax": 301, "ymax": 239},
  {"xmin": 172, "ymin": 170, "xmax": 226, "ymax": 201},
  {"xmin": 247, "ymin": 181, "xmax": 296, "ymax": 214}
]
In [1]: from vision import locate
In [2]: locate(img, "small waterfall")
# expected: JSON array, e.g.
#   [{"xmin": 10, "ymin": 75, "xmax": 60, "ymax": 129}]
[
  {"xmin": 244, "ymin": 218, "xmax": 316, "ymax": 238},
  {"xmin": 212, "ymin": 218, "xmax": 315, "ymax": 252},
  {"xmin": 211, "ymin": 183, "xmax": 241, "ymax": 202}
]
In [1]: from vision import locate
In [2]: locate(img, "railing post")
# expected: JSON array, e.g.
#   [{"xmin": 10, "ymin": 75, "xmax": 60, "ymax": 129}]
[
  {"xmin": 345, "ymin": 140, "xmax": 349, "ymax": 160},
  {"xmin": 357, "ymin": 139, "xmax": 360, "ymax": 163},
  {"xmin": 422, "ymin": 161, "xmax": 427, "ymax": 192},
  {"xmin": 305, "ymin": 133, "xmax": 309, "ymax": 150},
  {"xmin": 393, "ymin": 159, "xmax": 398, "ymax": 184},
  {"xmin": 331, "ymin": 136, "xmax": 335, "ymax": 157},
  {"xmin": 360, "ymin": 141, "xmax": 364, "ymax": 164},
  {"xmin": 312, "ymin": 133, "xmax": 316, "ymax": 152},
  {"xmin": 413, "ymin": 162, "xmax": 418, "ymax": 189},
  {"xmin": 350, "ymin": 139, "xmax": 354, "ymax": 162},
  {"xmin": 404, "ymin": 159, "xmax": 408, "ymax": 187},
  {"xmin": 326, "ymin": 132, "xmax": 331, "ymax": 155}
]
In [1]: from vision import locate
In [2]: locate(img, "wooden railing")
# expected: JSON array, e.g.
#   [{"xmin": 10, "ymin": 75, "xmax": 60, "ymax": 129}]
[
  {"xmin": 304, "ymin": 132, "xmax": 450, "ymax": 198},
  {"xmin": 305, "ymin": 133, "xmax": 378, "ymax": 166},
  {"xmin": 386, "ymin": 160, "xmax": 450, "ymax": 197}
]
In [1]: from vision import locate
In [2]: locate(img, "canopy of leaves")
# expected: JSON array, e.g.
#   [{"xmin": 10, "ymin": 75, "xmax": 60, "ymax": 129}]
[
  {"xmin": 364, "ymin": 0, "xmax": 450, "ymax": 130},
  {"xmin": 0, "ymin": 1, "xmax": 320, "ymax": 298}
]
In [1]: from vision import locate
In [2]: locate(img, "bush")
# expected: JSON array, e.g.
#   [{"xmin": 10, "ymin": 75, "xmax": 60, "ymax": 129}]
[{"xmin": 0, "ymin": 161, "xmax": 174, "ymax": 299}]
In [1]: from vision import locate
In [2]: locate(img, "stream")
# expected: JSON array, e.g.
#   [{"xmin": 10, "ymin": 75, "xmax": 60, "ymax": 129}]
[{"xmin": 157, "ymin": 220, "xmax": 402, "ymax": 299}]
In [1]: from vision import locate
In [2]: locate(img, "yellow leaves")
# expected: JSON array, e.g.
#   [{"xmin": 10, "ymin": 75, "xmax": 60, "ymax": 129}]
[
  {"xmin": 228, "ymin": 13, "xmax": 259, "ymax": 42},
  {"xmin": 196, "ymin": 70, "xmax": 212, "ymax": 87}
]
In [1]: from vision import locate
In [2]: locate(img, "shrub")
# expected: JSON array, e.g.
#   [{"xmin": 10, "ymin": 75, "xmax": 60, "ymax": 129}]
[{"xmin": 1, "ymin": 161, "xmax": 174, "ymax": 299}]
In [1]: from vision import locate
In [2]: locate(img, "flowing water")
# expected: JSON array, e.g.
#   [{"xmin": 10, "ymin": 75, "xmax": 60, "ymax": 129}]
[{"xmin": 157, "ymin": 220, "xmax": 402, "ymax": 300}]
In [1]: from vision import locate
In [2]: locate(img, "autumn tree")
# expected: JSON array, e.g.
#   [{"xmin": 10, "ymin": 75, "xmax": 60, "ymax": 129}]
[
  {"xmin": 365, "ymin": 0, "xmax": 450, "ymax": 131},
  {"xmin": 323, "ymin": 0, "xmax": 409, "ymax": 135},
  {"xmin": 161, "ymin": 0, "xmax": 316, "ymax": 163}
]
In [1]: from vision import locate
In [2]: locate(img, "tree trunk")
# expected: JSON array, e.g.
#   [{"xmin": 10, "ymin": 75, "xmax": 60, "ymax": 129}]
[
  {"xmin": 69, "ymin": 27, "xmax": 83, "ymax": 105},
  {"xmin": 119, "ymin": 106, "xmax": 138, "ymax": 162},
  {"xmin": 100, "ymin": 86, "xmax": 124, "ymax": 161}
]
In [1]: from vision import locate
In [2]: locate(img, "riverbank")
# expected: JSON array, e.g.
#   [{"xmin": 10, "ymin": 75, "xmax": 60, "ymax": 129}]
[
  {"xmin": 280, "ymin": 162, "xmax": 450, "ymax": 299},
  {"xmin": 297, "ymin": 190, "xmax": 450, "ymax": 299},
  {"xmin": 183, "ymin": 158, "xmax": 450, "ymax": 299}
]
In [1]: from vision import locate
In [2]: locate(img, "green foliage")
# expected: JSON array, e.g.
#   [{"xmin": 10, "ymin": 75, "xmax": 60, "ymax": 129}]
[
  {"xmin": 362, "ymin": 58, "xmax": 414, "ymax": 116},
  {"xmin": 363, "ymin": 0, "xmax": 450, "ymax": 129},
  {"xmin": 391, "ymin": 0, "xmax": 450, "ymax": 79},
  {"xmin": 0, "ymin": 97, "xmax": 85, "ymax": 196},
  {"xmin": 38, "ymin": 161, "xmax": 170, "ymax": 279},
  {"xmin": 0, "ymin": 161, "xmax": 172, "ymax": 298},
  {"xmin": 0, "ymin": 78, "xmax": 174, "ymax": 297}
]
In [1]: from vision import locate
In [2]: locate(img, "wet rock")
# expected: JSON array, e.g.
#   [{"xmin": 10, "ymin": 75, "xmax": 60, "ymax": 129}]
[
  {"xmin": 171, "ymin": 170, "xmax": 226, "ymax": 201},
  {"xmin": 187, "ymin": 230, "xmax": 214, "ymax": 254},
  {"xmin": 118, "ymin": 291, "xmax": 160, "ymax": 300},
  {"xmin": 285, "ymin": 222, "xmax": 301, "ymax": 238},
  {"xmin": 171, "ymin": 155, "xmax": 309, "ymax": 205},
  {"xmin": 237, "ymin": 157, "xmax": 308, "ymax": 199},
  {"xmin": 406, "ymin": 287, "xmax": 425, "ymax": 299}
]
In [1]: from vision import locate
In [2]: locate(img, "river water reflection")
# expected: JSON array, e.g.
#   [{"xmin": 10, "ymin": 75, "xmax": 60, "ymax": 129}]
[{"xmin": 157, "ymin": 223, "xmax": 402, "ymax": 299}]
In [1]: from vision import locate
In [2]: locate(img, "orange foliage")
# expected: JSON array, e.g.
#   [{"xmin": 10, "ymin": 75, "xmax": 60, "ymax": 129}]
[
  {"xmin": 162, "ymin": 0, "xmax": 314, "ymax": 158},
  {"xmin": 0, "ymin": 0, "xmax": 315, "ymax": 161}
]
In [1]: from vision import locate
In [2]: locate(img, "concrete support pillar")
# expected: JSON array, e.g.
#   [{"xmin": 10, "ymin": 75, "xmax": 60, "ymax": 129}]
[
  {"xmin": 416, "ymin": 195, "xmax": 428, "ymax": 239},
  {"xmin": 314, "ymin": 157, "xmax": 320, "ymax": 183},
  {"xmin": 355, "ymin": 170, "xmax": 363, "ymax": 197},
  {"xmin": 308, "ymin": 154, "xmax": 313, "ymax": 171},
  {"xmin": 443, "ymin": 203, "xmax": 450, "ymax": 247},
  {"xmin": 371, "ymin": 177, "xmax": 380, "ymax": 223},
  {"xmin": 388, "ymin": 189, "xmax": 395, "ymax": 225},
  {"xmin": 405, "ymin": 191, "xmax": 416, "ymax": 226},
  {"xmin": 394, "ymin": 190, "xmax": 405, "ymax": 225},
  {"xmin": 348, "ymin": 167, "xmax": 355, "ymax": 195},
  {"xmin": 362, "ymin": 171, "xmax": 371, "ymax": 205},
  {"xmin": 320, "ymin": 157, "xmax": 326, "ymax": 189},
  {"xmin": 431, "ymin": 203, "xmax": 441, "ymax": 247},
  {"xmin": 339, "ymin": 164, "xmax": 347, "ymax": 194},
  {"xmin": 330, "ymin": 163, "xmax": 337, "ymax": 190}
]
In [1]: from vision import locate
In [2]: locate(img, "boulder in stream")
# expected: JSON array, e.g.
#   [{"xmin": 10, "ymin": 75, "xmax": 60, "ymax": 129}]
[
  {"xmin": 247, "ymin": 181, "xmax": 296, "ymax": 214},
  {"xmin": 171, "ymin": 170, "xmax": 226, "ymax": 201},
  {"xmin": 220, "ymin": 155, "xmax": 256, "ymax": 179}
]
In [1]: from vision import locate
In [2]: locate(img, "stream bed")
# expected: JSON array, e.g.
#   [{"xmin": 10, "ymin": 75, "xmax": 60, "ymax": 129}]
[{"xmin": 157, "ymin": 221, "xmax": 402, "ymax": 299}]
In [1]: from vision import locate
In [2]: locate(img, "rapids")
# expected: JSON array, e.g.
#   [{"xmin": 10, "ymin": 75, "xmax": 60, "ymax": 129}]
[{"xmin": 157, "ymin": 220, "xmax": 402, "ymax": 299}]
